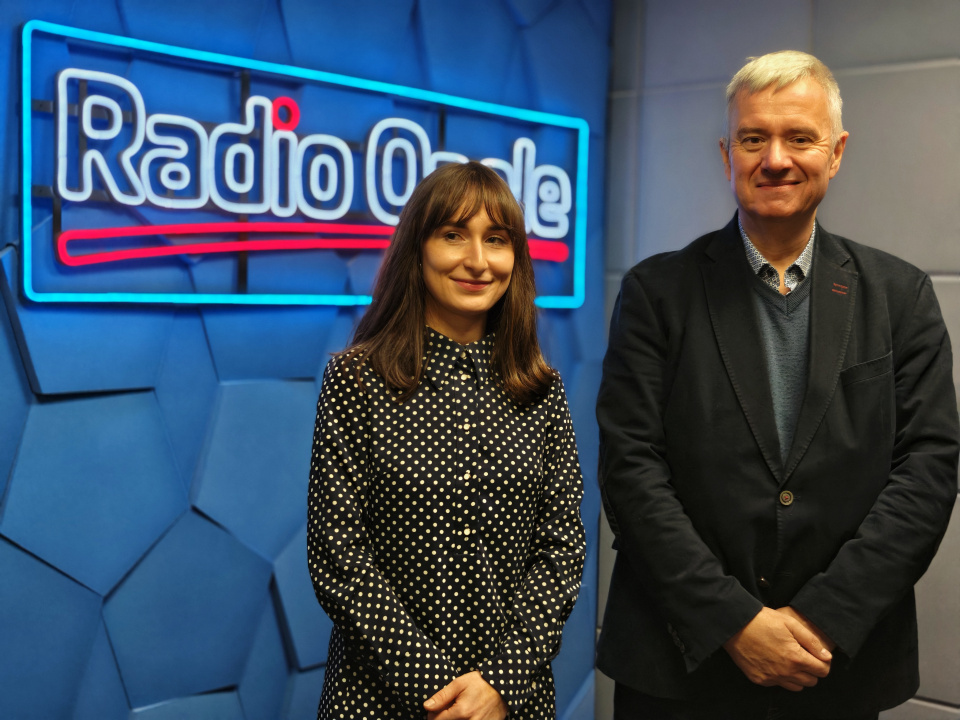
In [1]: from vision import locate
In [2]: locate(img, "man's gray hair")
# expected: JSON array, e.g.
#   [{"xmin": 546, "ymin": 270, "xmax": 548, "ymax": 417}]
[{"xmin": 722, "ymin": 50, "xmax": 844, "ymax": 146}]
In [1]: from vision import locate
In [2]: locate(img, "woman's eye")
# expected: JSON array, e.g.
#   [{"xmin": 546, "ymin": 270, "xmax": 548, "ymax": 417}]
[
  {"xmin": 487, "ymin": 235, "xmax": 509, "ymax": 246},
  {"xmin": 444, "ymin": 231, "xmax": 461, "ymax": 241}
]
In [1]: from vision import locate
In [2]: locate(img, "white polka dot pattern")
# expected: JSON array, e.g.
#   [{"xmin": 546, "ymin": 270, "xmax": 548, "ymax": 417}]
[{"xmin": 307, "ymin": 329, "xmax": 585, "ymax": 719}]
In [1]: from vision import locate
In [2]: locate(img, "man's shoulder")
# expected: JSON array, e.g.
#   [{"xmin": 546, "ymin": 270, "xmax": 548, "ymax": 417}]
[
  {"xmin": 822, "ymin": 230, "xmax": 930, "ymax": 292},
  {"xmin": 625, "ymin": 227, "xmax": 726, "ymax": 286}
]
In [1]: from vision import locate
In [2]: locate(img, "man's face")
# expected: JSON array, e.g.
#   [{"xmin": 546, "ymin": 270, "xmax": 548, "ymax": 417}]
[{"xmin": 721, "ymin": 77, "xmax": 848, "ymax": 229}]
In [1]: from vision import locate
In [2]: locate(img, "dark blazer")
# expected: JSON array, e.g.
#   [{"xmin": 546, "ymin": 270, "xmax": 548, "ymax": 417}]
[{"xmin": 596, "ymin": 215, "xmax": 959, "ymax": 714}]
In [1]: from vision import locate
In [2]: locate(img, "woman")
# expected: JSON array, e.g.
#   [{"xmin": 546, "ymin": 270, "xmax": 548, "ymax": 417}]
[{"xmin": 307, "ymin": 161, "xmax": 585, "ymax": 720}]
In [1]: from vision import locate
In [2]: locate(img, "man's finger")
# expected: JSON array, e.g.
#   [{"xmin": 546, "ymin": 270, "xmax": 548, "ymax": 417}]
[
  {"xmin": 778, "ymin": 607, "xmax": 834, "ymax": 660},
  {"xmin": 782, "ymin": 618, "xmax": 832, "ymax": 677}
]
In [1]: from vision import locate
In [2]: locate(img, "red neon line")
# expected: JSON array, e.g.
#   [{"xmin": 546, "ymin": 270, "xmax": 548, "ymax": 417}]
[
  {"xmin": 529, "ymin": 239, "xmax": 569, "ymax": 263},
  {"xmin": 56, "ymin": 221, "xmax": 569, "ymax": 266},
  {"xmin": 59, "ymin": 221, "xmax": 396, "ymax": 241},
  {"xmin": 59, "ymin": 238, "xmax": 392, "ymax": 267}
]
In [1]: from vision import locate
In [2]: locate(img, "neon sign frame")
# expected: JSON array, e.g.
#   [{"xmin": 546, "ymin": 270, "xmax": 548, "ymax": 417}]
[{"xmin": 21, "ymin": 20, "xmax": 590, "ymax": 308}]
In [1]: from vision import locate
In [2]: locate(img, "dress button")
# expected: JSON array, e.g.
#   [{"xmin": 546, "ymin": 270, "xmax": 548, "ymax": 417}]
[
  {"xmin": 758, "ymin": 576, "xmax": 771, "ymax": 589},
  {"xmin": 461, "ymin": 374, "xmax": 469, "ymax": 381},
  {"xmin": 459, "ymin": 351, "xmax": 467, "ymax": 359},
  {"xmin": 779, "ymin": 490, "xmax": 794, "ymax": 506}
]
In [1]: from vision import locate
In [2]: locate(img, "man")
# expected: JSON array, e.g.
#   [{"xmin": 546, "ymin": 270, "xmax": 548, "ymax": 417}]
[{"xmin": 596, "ymin": 50, "xmax": 959, "ymax": 719}]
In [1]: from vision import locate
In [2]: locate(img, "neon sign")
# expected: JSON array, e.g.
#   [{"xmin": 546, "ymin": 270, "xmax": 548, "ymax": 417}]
[{"xmin": 23, "ymin": 21, "xmax": 589, "ymax": 307}]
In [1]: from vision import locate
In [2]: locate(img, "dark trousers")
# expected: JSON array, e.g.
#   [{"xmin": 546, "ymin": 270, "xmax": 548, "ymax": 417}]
[{"xmin": 614, "ymin": 683, "xmax": 880, "ymax": 720}]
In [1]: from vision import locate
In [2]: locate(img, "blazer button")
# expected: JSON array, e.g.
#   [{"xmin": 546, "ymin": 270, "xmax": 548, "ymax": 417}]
[
  {"xmin": 757, "ymin": 576, "xmax": 771, "ymax": 589},
  {"xmin": 779, "ymin": 490, "xmax": 795, "ymax": 506}
]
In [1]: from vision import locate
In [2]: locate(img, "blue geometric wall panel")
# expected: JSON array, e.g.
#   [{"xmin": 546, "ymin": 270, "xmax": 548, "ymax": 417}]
[
  {"xmin": 239, "ymin": 598, "xmax": 290, "ymax": 720},
  {"xmin": 554, "ymin": 534, "xmax": 600, "ymax": 714},
  {"xmin": 503, "ymin": 0, "xmax": 556, "ymax": 27},
  {"xmin": 103, "ymin": 510, "xmax": 273, "ymax": 707},
  {"xmin": 130, "ymin": 691, "xmax": 246, "ymax": 720},
  {"xmin": 282, "ymin": 0, "xmax": 422, "ymax": 85},
  {"xmin": 0, "ymin": 250, "xmax": 30, "ymax": 499},
  {"xmin": 154, "ymin": 309, "xmax": 220, "ymax": 489},
  {"xmin": 274, "ymin": 523, "xmax": 334, "ymax": 670},
  {"xmin": 201, "ymin": 307, "xmax": 338, "ymax": 381},
  {"xmin": 0, "ymin": 537, "xmax": 102, "ymax": 719},
  {"xmin": 526, "ymin": 0, "xmax": 609, "ymax": 129},
  {"xmin": 0, "ymin": 391, "xmax": 187, "ymax": 595},
  {"xmin": 284, "ymin": 667, "xmax": 326, "ymax": 720},
  {"xmin": 72, "ymin": 621, "xmax": 131, "ymax": 720},
  {"xmin": 0, "ymin": 248, "xmax": 175, "ymax": 395},
  {"xmin": 419, "ymin": 0, "xmax": 519, "ymax": 101},
  {"xmin": 0, "ymin": 0, "xmax": 610, "ymax": 716},
  {"xmin": 251, "ymin": 0, "xmax": 294, "ymax": 66},
  {"xmin": 193, "ymin": 380, "xmax": 317, "ymax": 560},
  {"xmin": 121, "ymin": 0, "xmax": 266, "ymax": 57}
]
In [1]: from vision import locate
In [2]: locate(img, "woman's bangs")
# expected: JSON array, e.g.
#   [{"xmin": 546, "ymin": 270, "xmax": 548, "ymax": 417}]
[{"xmin": 421, "ymin": 165, "xmax": 525, "ymax": 245}]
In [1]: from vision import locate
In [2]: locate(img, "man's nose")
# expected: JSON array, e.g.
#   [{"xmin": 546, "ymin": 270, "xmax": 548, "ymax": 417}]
[
  {"xmin": 462, "ymin": 238, "xmax": 488, "ymax": 272},
  {"xmin": 762, "ymin": 139, "xmax": 792, "ymax": 173}
]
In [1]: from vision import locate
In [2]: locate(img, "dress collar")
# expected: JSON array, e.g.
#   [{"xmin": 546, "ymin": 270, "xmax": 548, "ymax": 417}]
[{"xmin": 422, "ymin": 327, "xmax": 494, "ymax": 390}]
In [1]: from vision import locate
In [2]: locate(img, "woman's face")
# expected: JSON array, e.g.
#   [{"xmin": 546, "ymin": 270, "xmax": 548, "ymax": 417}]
[{"xmin": 421, "ymin": 205, "xmax": 514, "ymax": 344}]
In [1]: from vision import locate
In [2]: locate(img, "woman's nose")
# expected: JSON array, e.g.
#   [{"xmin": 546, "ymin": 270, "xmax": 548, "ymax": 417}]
[{"xmin": 462, "ymin": 238, "xmax": 488, "ymax": 272}]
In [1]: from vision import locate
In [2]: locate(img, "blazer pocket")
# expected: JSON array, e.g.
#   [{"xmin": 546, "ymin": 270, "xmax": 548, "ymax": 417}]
[{"xmin": 840, "ymin": 351, "xmax": 893, "ymax": 387}]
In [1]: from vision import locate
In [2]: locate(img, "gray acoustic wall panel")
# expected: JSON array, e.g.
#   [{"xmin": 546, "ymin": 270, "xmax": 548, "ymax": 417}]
[
  {"xmin": 818, "ymin": 64, "xmax": 960, "ymax": 273},
  {"xmin": 814, "ymin": 0, "xmax": 960, "ymax": 70},
  {"xmin": 881, "ymin": 699, "xmax": 960, "ymax": 720},
  {"xmin": 643, "ymin": 0, "xmax": 810, "ymax": 87},
  {"xmin": 916, "ymin": 500, "xmax": 960, "ymax": 705},
  {"xmin": 636, "ymin": 86, "xmax": 735, "ymax": 259},
  {"xmin": 603, "ymin": 1, "xmax": 960, "ymax": 718},
  {"xmin": 932, "ymin": 278, "xmax": 960, "ymax": 428}
]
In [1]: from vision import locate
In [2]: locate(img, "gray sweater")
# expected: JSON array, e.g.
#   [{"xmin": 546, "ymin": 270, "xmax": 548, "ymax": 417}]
[{"xmin": 751, "ymin": 270, "xmax": 811, "ymax": 463}]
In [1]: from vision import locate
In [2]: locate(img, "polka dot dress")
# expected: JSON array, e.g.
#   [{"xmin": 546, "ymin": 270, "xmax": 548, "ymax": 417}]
[{"xmin": 307, "ymin": 329, "xmax": 585, "ymax": 719}]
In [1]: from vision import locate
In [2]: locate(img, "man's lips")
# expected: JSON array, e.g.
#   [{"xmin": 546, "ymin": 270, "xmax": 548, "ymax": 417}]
[{"xmin": 757, "ymin": 180, "xmax": 800, "ymax": 188}]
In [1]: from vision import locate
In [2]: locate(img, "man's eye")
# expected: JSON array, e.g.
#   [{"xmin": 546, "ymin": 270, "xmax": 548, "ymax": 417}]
[{"xmin": 743, "ymin": 137, "xmax": 763, "ymax": 145}]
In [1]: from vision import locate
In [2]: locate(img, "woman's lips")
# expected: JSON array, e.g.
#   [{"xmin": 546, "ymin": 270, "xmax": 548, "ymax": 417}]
[{"xmin": 454, "ymin": 279, "xmax": 491, "ymax": 291}]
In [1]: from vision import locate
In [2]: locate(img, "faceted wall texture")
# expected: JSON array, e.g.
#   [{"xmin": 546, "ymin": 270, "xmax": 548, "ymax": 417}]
[
  {"xmin": 600, "ymin": 2, "xmax": 960, "ymax": 718},
  {"xmin": 0, "ymin": 1, "xmax": 609, "ymax": 717}
]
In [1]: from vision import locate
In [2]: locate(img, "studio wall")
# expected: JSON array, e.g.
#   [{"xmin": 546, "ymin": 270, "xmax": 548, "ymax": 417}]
[{"xmin": 0, "ymin": 1, "xmax": 610, "ymax": 718}]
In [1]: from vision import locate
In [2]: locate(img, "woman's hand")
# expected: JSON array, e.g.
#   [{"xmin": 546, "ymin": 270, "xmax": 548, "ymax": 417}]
[{"xmin": 423, "ymin": 671, "xmax": 508, "ymax": 720}]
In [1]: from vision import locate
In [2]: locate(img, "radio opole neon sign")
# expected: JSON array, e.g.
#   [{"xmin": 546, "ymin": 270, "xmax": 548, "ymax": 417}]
[{"xmin": 24, "ymin": 21, "xmax": 589, "ymax": 307}]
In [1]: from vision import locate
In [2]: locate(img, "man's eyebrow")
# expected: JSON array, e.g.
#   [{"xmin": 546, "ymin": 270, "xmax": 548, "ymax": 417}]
[{"xmin": 736, "ymin": 124, "xmax": 821, "ymax": 137}]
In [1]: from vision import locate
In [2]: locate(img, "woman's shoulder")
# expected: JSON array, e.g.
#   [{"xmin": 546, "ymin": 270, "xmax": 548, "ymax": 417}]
[
  {"xmin": 321, "ymin": 349, "xmax": 381, "ymax": 395},
  {"xmin": 522, "ymin": 369, "xmax": 568, "ymax": 411}
]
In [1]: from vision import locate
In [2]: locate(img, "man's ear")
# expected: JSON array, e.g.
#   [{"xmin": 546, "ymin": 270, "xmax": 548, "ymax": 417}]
[
  {"xmin": 829, "ymin": 131, "xmax": 849, "ymax": 178},
  {"xmin": 719, "ymin": 139, "xmax": 732, "ymax": 182}
]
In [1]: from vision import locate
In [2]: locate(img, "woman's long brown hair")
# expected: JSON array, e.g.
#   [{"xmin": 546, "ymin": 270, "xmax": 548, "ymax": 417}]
[{"xmin": 343, "ymin": 161, "xmax": 555, "ymax": 405}]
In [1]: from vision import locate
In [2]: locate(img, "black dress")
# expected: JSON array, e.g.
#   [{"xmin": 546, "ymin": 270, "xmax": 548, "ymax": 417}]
[{"xmin": 308, "ymin": 329, "xmax": 585, "ymax": 719}]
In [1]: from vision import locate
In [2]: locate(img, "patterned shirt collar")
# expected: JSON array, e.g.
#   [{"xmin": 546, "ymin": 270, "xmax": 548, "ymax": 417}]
[
  {"xmin": 423, "ymin": 327, "xmax": 493, "ymax": 390},
  {"xmin": 739, "ymin": 216, "xmax": 815, "ymax": 293}
]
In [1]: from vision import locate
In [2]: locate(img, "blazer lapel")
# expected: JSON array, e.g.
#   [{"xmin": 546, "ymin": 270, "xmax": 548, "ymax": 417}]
[
  {"xmin": 700, "ymin": 218, "xmax": 783, "ymax": 481},
  {"xmin": 783, "ymin": 226, "xmax": 858, "ymax": 480}
]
